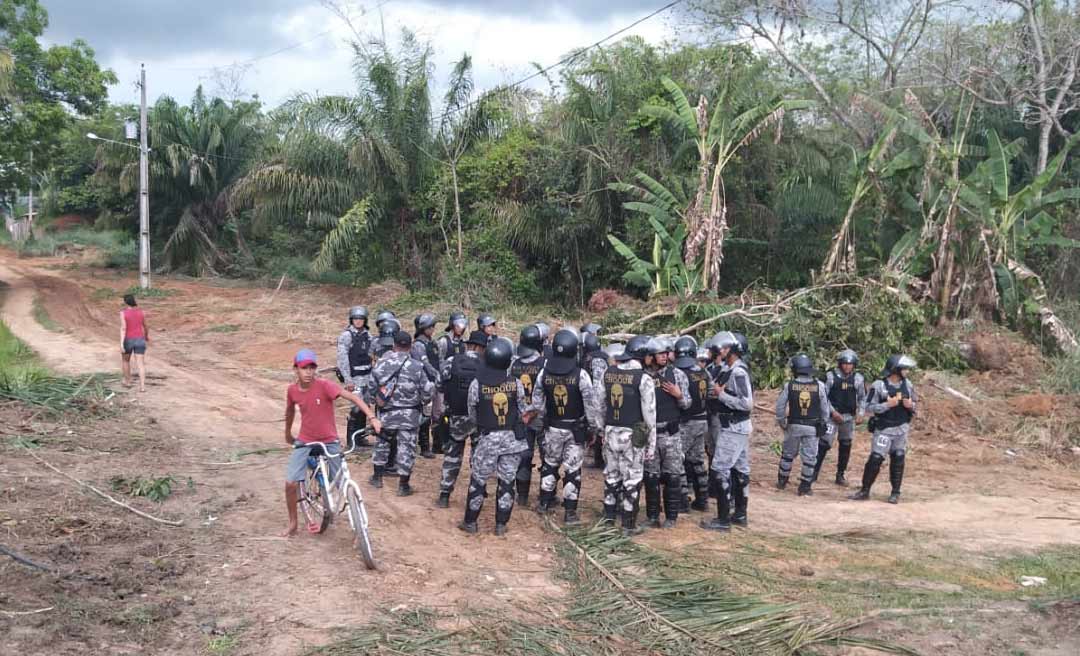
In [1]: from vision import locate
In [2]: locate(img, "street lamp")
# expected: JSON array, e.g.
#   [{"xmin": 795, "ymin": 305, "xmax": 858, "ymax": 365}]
[{"xmin": 86, "ymin": 132, "xmax": 138, "ymax": 149}]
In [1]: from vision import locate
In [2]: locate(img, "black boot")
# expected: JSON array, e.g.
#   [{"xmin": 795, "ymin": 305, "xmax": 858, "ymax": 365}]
[
  {"xmin": 384, "ymin": 436, "xmax": 399, "ymax": 476},
  {"xmin": 495, "ymin": 478, "xmax": 514, "ymax": 532},
  {"xmin": 536, "ymin": 489, "xmax": 556, "ymax": 514},
  {"xmin": 436, "ymin": 491, "xmax": 450, "ymax": 508},
  {"xmin": 369, "ymin": 464, "xmax": 383, "ymax": 489},
  {"xmin": 661, "ymin": 473, "xmax": 680, "ymax": 528},
  {"xmin": 432, "ymin": 417, "xmax": 447, "ymax": 454},
  {"xmin": 590, "ymin": 435, "xmax": 605, "ymax": 469},
  {"xmin": 797, "ymin": 479, "xmax": 813, "ymax": 496},
  {"xmin": 849, "ymin": 453, "xmax": 883, "ymax": 500},
  {"xmin": 397, "ymin": 475, "xmax": 413, "ymax": 497},
  {"xmin": 621, "ymin": 486, "xmax": 643, "ymax": 537},
  {"xmin": 691, "ymin": 466, "xmax": 709, "ymax": 511},
  {"xmin": 835, "ymin": 440, "xmax": 852, "ymax": 486},
  {"xmin": 811, "ymin": 438, "xmax": 830, "ymax": 483},
  {"xmin": 888, "ymin": 453, "xmax": 905, "ymax": 504},
  {"xmin": 563, "ymin": 501, "xmax": 580, "ymax": 526},
  {"xmin": 418, "ymin": 420, "xmax": 434, "ymax": 459},
  {"xmin": 459, "ymin": 481, "xmax": 485, "ymax": 533},
  {"xmin": 644, "ymin": 473, "xmax": 661, "ymax": 528},
  {"xmin": 776, "ymin": 472, "xmax": 789, "ymax": 490},
  {"xmin": 730, "ymin": 470, "xmax": 748, "ymax": 527},
  {"xmin": 700, "ymin": 472, "xmax": 731, "ymax": 531}
]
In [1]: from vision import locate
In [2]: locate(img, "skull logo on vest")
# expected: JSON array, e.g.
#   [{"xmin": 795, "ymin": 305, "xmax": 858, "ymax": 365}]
[
  {"xmin": 798, "ymin": 389, "xmax": 812, "ymax": 416},
  {"xmin": 553, "ymin": 384, "xmax": 569, "ymax": 416},
  {"xmin": 698, "ymin": 379, "xmax": 707, "ymax": 399},
  {"xmin": 610, "ymin": 383, "xmax": 624, "ymax": 420},
  {"xmin": 493, "ymin": 392, "xmax": 509, "ymax": 426},
  {"xmin": 520, "ymin": 373, "xmax": 533, "ymax": 396}
]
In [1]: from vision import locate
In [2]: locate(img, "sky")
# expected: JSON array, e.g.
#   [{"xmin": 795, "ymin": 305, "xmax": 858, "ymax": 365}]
[{"xmin": 42, "ymin": 0, "xmax": 682, "ymax": 110}]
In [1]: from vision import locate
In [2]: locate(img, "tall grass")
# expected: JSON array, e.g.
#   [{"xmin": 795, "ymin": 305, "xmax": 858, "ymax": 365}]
[
  {"xmin": 0, "ymin": 320, "xmax": 111, "ymax": 412},
  {"xmin": 13, "ymin": 228, "xmax": 137, "ymax": 269}
]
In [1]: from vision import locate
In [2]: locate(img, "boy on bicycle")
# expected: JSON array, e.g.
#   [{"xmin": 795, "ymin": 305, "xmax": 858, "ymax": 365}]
[{"xmin": 284, "ymin": 349, "xmax": 381, "ymax": 537}]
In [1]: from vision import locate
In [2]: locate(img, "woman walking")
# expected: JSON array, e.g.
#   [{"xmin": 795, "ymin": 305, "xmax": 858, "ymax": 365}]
[{"xmin": 120, "ymin": 294, "xmax": 149, "ymax": 392}]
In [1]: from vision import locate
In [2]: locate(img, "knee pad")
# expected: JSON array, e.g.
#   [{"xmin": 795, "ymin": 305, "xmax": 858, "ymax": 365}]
[
  {"xmin": 539, "ymin": 461, "xmax": 558, "ymax": 479},
  {"xmin": 892, "ymin": 449, "xmax": 906, "ymax": 459},
  {"xmin": 563, "ymin": 468, "xmax": 582, "ymax": 490},
  {"xmin": 868, "ymin": 453, "xmax": 886, "ymax": 467}
]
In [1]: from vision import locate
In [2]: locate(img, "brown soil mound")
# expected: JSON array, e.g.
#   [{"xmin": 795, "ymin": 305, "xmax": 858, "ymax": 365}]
[{"xmin": 1010, "ymin": 393, "xmax": 1056, "ymax": 417}]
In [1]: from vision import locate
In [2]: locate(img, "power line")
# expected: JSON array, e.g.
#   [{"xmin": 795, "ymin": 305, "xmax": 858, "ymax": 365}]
[
  {"xmin": 434, "ymin": 0, "xmax": 686, "ymax": 126},
  {"xmin": 159, "ymin": 29, "xmax": 337, "ymax": 73}
]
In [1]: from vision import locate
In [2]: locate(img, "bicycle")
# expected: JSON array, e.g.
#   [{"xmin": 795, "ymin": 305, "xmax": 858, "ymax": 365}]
[{"xmin": 294, "ymin": 431, "xmax": 376, "ymax": 569}]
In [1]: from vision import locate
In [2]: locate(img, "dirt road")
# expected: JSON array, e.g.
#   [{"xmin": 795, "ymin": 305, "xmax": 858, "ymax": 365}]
[{"xmin": 2, "ymin": 251, "xmax": 1078, "ymax": 654}]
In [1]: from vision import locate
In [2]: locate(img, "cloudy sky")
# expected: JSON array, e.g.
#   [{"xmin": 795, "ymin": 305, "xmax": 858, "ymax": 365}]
[{"xmin": 42, "ymin": 0, "xmax": 682, "ymax": 109}]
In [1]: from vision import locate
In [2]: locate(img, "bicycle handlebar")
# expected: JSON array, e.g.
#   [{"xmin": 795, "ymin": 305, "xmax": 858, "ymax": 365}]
[{"xmin": 293, "ymin": 427, "xmax": 373, "ymax": 458}]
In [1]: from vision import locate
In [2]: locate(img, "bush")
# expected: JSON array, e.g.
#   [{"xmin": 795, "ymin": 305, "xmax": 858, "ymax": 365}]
[{"xmin": 438, "ymin": 226, "xmax": 542, "ymax": 309}]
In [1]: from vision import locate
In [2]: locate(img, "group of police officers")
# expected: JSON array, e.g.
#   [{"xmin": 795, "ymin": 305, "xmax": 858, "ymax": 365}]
[{"xmin": 335, "ymin": 307, "xmax": 918, "ymax": 538}]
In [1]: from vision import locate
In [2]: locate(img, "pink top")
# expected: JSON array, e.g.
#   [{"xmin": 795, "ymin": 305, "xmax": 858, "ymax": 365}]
[
  {"xmin": 122, "ymin": 307, "xmax": 146, "ymax": 339},
  {"xmin": 286, "ymin": 378, "xmax": 343, "ymax": 444}
]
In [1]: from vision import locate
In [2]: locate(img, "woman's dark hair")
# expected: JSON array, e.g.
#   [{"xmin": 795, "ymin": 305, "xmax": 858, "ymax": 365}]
[{"xmin": 123, "ymin": 294, "xmax": 137, "ymax": 307}]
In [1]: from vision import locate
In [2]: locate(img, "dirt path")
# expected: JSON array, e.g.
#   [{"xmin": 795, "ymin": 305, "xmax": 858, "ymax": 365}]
[
  {"xmin": 0, "ymin": 256, "xmax": 561, "ymax": 655},
  {"xmin": 2, "ymin": 253, "xmax": 1078, "ymax": 654}
]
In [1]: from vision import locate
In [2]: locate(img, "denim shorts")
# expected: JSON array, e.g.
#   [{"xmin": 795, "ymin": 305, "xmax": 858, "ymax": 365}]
[
  {"xmin": 123, "ymin": 338, "xmax": 147, "ymax": 354},
  {"xmin": 286, "ymin": 441, "xmax": 341, "ymax": 482}
]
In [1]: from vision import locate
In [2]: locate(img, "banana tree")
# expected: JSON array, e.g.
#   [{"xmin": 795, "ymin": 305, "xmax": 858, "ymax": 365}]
[{"xmin": 638, "ymin": 71, "xmax": 810, "ymax": 290}]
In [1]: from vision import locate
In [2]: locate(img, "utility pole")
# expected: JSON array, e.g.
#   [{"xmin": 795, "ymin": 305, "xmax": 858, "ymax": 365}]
[
  {"xmin": 27, "ymin": 149, "xmax": 32, "ymax": 224},
  {"xmin": 137, "ymin": 64, "xmax": 150, "ymax": 289}
]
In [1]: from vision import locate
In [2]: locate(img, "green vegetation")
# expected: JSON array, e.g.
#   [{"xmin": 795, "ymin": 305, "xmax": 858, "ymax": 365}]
[
  {"xmin": 13, "ymin": 228, "xmax": 136, "ymax": 266},
  {"xmin": 109, "ymin": 475, "xmax": 176, "ymax": 502},
  {"xmin": 207, "ymin": 324, "xmax": 239, "ymax": 333},
  {"xmin": 31, "ymin": 294, "xmax": 61, "ymax": 332},
  {"xmin": 0, "ymin": 319, "xmax": 111, "ymax": 413}
]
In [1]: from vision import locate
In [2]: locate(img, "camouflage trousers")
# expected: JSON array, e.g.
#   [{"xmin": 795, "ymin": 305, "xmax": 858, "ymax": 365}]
[
  {"xmin": 710, "ymin": 427, "xmax": 751, "ymax": 492},
  {"xmin": 870, "ymin": 425, "xmax": 909, "ymax": 457},
  {"xmin": 515, "ymin": 424, "xmax": 543, "ymax": 498},
  {"xmin": 679, "ymin": 419, "xmax": 709, "ymax": 501},
  {"xmin": 373, "ymin": 426, "xmax": 418, "ymax": 476},
  {"xmin": 644, "ymin": 428, "xmax": 684, "ymax": 476},
  {"xmin": 779, "ymin": 424, "xmax": 817, "ymax": 483},
  {"xmin": 825, "ymin": 414, "xmax": 855, "ymax": 447},
  {"xmin": 467, "ymin": 430, "xmax": 526, "ymax": 523},
  {"xmin": 439, "ymin": 415, "xmax": 477, "ymax": 494},
  {"xmin": 602, "ymin": 426, "xmax": 646, "ymax": 513},
  {"xmin": 540, "ymin": 427, "xmax": 585, "ymax": 505}
]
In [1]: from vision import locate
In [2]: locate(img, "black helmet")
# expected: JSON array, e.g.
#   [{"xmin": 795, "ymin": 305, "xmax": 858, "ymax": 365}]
[
  {"xmin": 484, "ymin": 337, "xmax": 514, "ymax": 371},
  {"xmin": 517, "ymin": 324, "xmax": 543, "ymax": 357},
  {"xmin": 551, "ymin": 329, "xmax": 579, "ymax": 359},
  {"xmin": 645, "ymin": 337, "xmax": 666, "ymax": 355},
  {"xmin": 414, "ymin": 313, "xmax": 436, "ymax": 334},
  {"xmin": 711, "ymin": 331, "xmax": 738, "ymax": 356},
  {"xmin": 733, "ymin": 332, "xmax": 750, "ymax": 357},
  {"xmin": 580, "ymin": 322, "xmax": 603, "ymax": 336},
  {"xmin": 348, "ymin": 305, "xmax": 368, "ymax": 322},
  {"xmin": 446, "ymin": 311, "xmax": 467, "ymax": 331},
  {"xmin": 790, "ymin": 353, "xmax": 814, "ymax": 376},
  {"xmin": 465, "ymin": 330, "xmax": 489, "ymax": 348},
  {"xmin": 883, "ymin": 354, "xmax": 916, "ymax": 376},
  {"xmin": 673, "ymin": 336, "xmax": 698, "ymax": 368},
  {"xmin": 620, "ymin": 335, "xmax": 651, "ymax": 362},
  {"xmin": 837, "ymin": 349, "xmax": 858, "ymax": 366},
  {"xmin": 375, "ymin": 310, "xmax": 397, "ymax": 329},
  {"xmin": 477, "ymin": 313, "xmax": 497, "ymax": 329},
  {"xmin": 605, "ymin": 343, "xmax": 625, "ymax": 361},
  {"xmin": 535, "ymin": 322, "xmax": 551, "ymax": 342},
  {"xmin": 377, "ymin": 317, "xmax": 401, "ymax": 347},
  {"xmin": 582, "ymin": 332, "xmax": 601, "ymax": 354}
]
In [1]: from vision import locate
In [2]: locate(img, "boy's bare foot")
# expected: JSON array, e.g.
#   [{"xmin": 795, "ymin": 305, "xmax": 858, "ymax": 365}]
[
  {"xmin": 281, "ymin": 524, "xmax": 298, "ymax": 537},
  {"xmin": 139, "ymin": 386, "xmax": 146, "ymax": 393}
]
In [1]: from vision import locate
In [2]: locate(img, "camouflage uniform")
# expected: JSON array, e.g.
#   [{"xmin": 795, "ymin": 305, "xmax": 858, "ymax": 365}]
[
  {"xmin": 439, "ymin": 352, "xmax": 480, "ymax": 496},
  {"xmin": 585, "ymin": 351, "xmax": 610, "ymax": 468},
  {"xmin": 465, "ymin": 378, "xmax": 529, "ymax": 526},
  {"xmin": 677, "ymin": 362, "xmax": 711, "ymax": 509},
  {"xmin": 530, "ymin": 366, "xmax": 602, "ymax": 514},
  {"xmin": 599, "ymin": 360, "xmax": 656, "ymax": 527},
  {"xmin": 819, "ymin": 369, "xmax": 867, "ymax": 483},
  {"xmin": 775, "ymin": 376, "xmax": 832, "ymax": 487},
  {"xmin": 365, "ymin": 350, "xmax": 433, "ymax": 481},
  {"xmin": 433, "ymin": 331, "xmax": 466, "ymax": 451},
  {"xmin": 511, "ymin": 351, "xmax": 546, "ymax": 502},
  {"xmin": 709, "ymin": 358, "xmax": 753, "ymax": 497},
  {"xmin": 644, "ymin": 364, "xmax": 691, "ymax": 524},
  {"xmin": 336, "ymin": 324, "xmax": 373, "ymax": 445},
  {"xmin": 411, "ymin": 334, "xmax": 440, "ymax": 455},
  {"xmin": 855, "ymin": 377, "xmax": 917, "ymax": 500}
]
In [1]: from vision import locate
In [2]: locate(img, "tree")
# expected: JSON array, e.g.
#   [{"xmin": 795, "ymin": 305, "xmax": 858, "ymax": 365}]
[{"xmin": 0, "ymin": 0, "xmax": 116, "ymax": 194}]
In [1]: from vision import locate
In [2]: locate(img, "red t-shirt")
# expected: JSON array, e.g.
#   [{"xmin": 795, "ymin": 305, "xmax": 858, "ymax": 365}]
[
  {"xmin": 286, "ymin": 378, "xmax": 343, "ymax": 444},
  {"xmin": 122, "ymin": 307, "xmax": 146, "ymax": 339}
]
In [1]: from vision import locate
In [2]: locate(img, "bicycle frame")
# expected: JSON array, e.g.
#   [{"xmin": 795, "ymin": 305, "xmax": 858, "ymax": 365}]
[{"xmin": 304, "ymin": 441, "xmax": 370, "ymax": 530}]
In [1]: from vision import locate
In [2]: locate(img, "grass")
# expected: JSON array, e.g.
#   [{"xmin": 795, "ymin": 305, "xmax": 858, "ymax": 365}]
[
  {"xmin": 31, "ymin": 294, "xmax": 63, "ymax": 332},
  {"xmin": 124, "ymin": 285, "xmax": 176, "ymax": 298},
  {"xmin": 1044, "ymin": 348, "xmax": 1080, "ymax": 393},
  {"xmin": 207, "ymin": 324, "xmax": 239, "ymax": 333},
  {"xmin": 207, "ymin": 634, "xmax": 240, "ymax": 655},
  {"xmin": 0, "ymin": 319, "xmax": 112, "ymax": 413},
  {"xmin": 13, "ymin": 228, "xmax": 133, "ymax": 258}
]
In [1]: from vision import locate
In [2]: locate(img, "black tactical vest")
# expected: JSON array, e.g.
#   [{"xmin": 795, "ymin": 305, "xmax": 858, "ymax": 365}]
[
  {"xmin": 446, "ymin": 354, "xmax": 479, "ymax": 416},
  {"xmin": 421, "ymin": 336, "xmax": 439, "ymax": 373},
  {"xmin": 653, "ymin": 366, "xmax": 682, "ymax": 425},
  {"xmin": 828, "ymin": 371, "xmax": 858, "ymax": 415},
  {"xmin": 442, "ymin": 334, "xmax": 465, "ymax": 358},
  {"xmin": 603, "ymin": 367, "xmax": 643, "ymax": 427},
  {"xmin": 680, "ymin": 366, "xmax": 709, "ymax": 420},
  {"xmin": 348, "ymin": 329, "xmax": 372, "ymax": 376},
  {"xmin": 475, "ymin": 367, "xmax": 519, "ymax": 432},
  {"xmin": 511, "ymin": 356, "xmax": 546, "ymax": 400},
  {"xmin": 542, "ymin": 367, "xmax": 585, "ymax": 428},
  {"xmin": 787, "ymin": 379, "xmax": 822, "ymax": 426},
  {"xmin": 712, "ymin": 361, "xmax": 751, "ymax": 422},
  {"xmin": 706, "ymin": 363, "xmax": 725, "ymax": 414},
  {"xmin": 877, "ymin": 379, "xmax": 913, "ymax": 428}
]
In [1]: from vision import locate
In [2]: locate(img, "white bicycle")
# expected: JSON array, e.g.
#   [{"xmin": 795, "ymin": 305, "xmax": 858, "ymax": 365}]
[{"xmin": 294, "ymin": 431, "xmax": 376, "ymax": 569}]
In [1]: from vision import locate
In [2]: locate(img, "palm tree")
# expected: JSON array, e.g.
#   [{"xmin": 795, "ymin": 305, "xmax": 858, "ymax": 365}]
[
  {"xmin": 93, "ymin": 87, "xmax": 263, "ymax": 274},
  {"xmin": 232, "ymin": 30, "xmax": 435, "ymax": 277}
]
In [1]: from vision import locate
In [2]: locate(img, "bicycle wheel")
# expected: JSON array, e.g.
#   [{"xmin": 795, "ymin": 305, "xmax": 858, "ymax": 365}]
[
  {"xmin": 298, "ymin": 469, "xmax": 332, "ymax": 534},
  {"xmin": 346, "ymin": 484, "xmax": 376, "ymax": 569}
]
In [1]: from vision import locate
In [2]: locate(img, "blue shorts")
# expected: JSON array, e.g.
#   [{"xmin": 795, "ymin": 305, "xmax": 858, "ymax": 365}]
[
  {"xmin": 123, "ymin": 338, "xmax": 147, "ymax": 355},
  {"xmin": 286, "ymin": 441, "xmax": 341, "ymax": 483}
]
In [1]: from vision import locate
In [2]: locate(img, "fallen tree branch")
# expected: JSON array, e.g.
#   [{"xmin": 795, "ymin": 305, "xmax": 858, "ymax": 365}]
[
  {"xmin": 23, "ymin": 451, "xmax": 184, "ymax": 527},
  {"xmin": 0, "ymin": 606, "xmax": 54, "ymax": 617},
  {"xmin": 928, "ymin": 380, "xmax": 973, "ymax": 403},
  {"xmin": 0, "ymin": 544, "xmax": 56, "ymax": 573}
]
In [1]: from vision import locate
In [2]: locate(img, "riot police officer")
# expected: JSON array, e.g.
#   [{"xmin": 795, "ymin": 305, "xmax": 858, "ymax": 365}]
[
  {"xmin": 702, "ymin": 331, "xmax": 753, "ymax": 532},
  {"xmin": 644, "ymin": 336, "xmax": 691, "ymax": 529},
  {"xmin": 673, "ymin": 336, "xmax": 710, "ymax": 512},
  {"xmin": 336, "ymin": 306, "xmax": 373, "ymax": 448},
  {"xmin": 850, "ymin": 355, "xmax": 917, "ymax": 504},
  {"xmin": 819, "ymin": 349, "xmax": 866, "ymax": 486},
  {"xmin": 460, "ymin": 337, "xmax": 531, "ymax": 536},
  {"xmin": 477, "ymin": 313, "xmax": 498, "ymax": 340},
  {"xmin": 511, "ymin": 324, "xmax": 546, "ymax": 506},
  {"xmin": 434, "ymin": 312, "xmax": 468, "ymax": 455},
  {"xmin": 775, "ymin": 354, "xmax": 832, "ymax": 496},
  {"xmin": 582, "ymin": 331, "xmax": 609, "ymax": 469},
  {"xmin": 411, "ymin": 313, "xmax": 441, "ymax": 459},
  {"xmin": 436, "ymin": 330, "xmax": 489, "ymax": 507}
]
